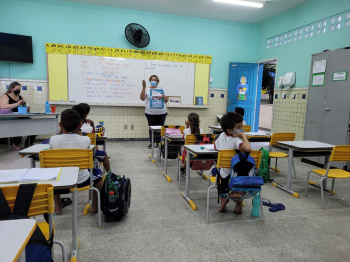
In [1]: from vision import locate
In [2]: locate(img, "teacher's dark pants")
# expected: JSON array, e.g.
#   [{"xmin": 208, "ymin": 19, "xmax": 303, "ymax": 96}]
[{"xmin": 145, "ymin": 113, "xmax": 167, "ymax": 144}]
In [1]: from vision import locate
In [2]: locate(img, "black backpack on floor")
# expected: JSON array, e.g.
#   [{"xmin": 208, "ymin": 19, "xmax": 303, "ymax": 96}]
[
  {"xmin": 0, "ymin": 184, "xmax": 53, "ymax": 262},
  {"xmin": 101, "ymin": 171, "xmax": 131, "ymax": 222}
]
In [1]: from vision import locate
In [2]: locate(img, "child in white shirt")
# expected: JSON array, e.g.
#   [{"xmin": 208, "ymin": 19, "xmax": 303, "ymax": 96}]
[
  {"xmin": 50, "ymin": 109, "xmax": 103, "ymax": 214},
  {"xmin": 215, "ymin": 112, "xmax": 251, "ymax": 214}
]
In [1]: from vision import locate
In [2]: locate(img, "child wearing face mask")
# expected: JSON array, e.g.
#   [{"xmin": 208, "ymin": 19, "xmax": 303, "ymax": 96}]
[{"xmin": 214, "ymin": 112, "xmax": 251, "ymax": 214}]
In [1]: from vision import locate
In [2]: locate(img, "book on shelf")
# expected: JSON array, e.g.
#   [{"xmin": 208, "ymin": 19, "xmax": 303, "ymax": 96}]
[{"xmin": 0, "ymin": 168, "xmax": 61, "ymax": 184}]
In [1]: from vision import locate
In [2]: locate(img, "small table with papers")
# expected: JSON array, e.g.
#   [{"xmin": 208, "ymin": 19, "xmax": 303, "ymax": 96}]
[
  {"xmin": 0, "ymin": 167, "xmax": 80, "ymax": 260},
  {"xmin": 0, "ymin": 219, "xmax": 36, "ymax": 262}
]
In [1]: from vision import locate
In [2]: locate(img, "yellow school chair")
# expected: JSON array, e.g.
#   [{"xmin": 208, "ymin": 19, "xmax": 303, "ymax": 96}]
[
  {"xmin": 243, "ymin": 125, "xmax": 251, "ymax": 132},
  {"xmin": 86, "ymin": 132, "xmax": 97, "ymax": 146},
  {"xmin": 39, "ymin": 149, "xmax": 102, "ymax": 228},
  {"xmin": 269, "ymin": 133, "xmax": 296, "ymax": 178},
  {"xmin": 0, "ymin": 184, "xmax": 67, "ymax": 262},
  {"xmin": 156, "ymin": 125, "xmax": 185, "ymax": 166},
  {"xmin": 305, "ymin": 145, "xmax": 350, "ymax": 210},
  {"xmin": 178, "ymin": 134, "xmax": 216, "ymax": 188},
  {"xmin": 206, "ymin": 149, "xmax": 264, "ymax": 224}
]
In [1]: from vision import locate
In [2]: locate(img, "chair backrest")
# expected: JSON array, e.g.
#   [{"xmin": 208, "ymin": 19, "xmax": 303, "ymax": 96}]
[
  {"xmin": 86, "ymin": 133, "xmax": 96, "ymax": 145},
  {"xmin": 217, "ymin": 150, "xmax": 262, "ymax": 170},
  {"xmin": 269, "ymin": 132, "xmax": 296, "ymax": 146},
  {"xmin": 39, "ymin": 149, "xmax": 94, "ymax": 170},
  {"xmin": 1, "ymin": 184, "xmax": 54, "ymax": 217},
  {"xmin": 160, "ymin": 125, "xmax": 185, "ymax": 136},
  {"xmin": 243, "ymin": 125, "xmax": 251, "ymax": 132},
  {"xmin": 184, "ymin": 134, "xmax": 215, "ymax": 145},
  {"xmin": 329, "ymin": 145, "xmax": 350, "ymax": 162}
]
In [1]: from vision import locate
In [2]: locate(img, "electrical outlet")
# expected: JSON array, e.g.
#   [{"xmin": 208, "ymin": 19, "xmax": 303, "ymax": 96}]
[
  {"xmin": 131, "ymin": 125, "xmax": 134, "ymax": 130},
  {"xmin": 124, "ymin": 125, "xmax": 127, "ymax": 130}
]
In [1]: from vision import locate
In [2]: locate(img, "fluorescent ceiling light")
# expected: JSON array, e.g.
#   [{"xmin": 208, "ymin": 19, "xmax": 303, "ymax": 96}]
[{"xmin": 213, "ymin": 0, "xmax": 264, "ymax": 8}]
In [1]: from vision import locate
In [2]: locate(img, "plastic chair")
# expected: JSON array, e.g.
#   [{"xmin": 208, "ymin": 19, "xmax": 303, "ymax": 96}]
[
  {"xmin": 243, "ymin": 125, "xmax": 251, "ymax": 132},
  {"xmin": 206, "ymin": 149, "xmax": 264, "ymax": 224},
  {"xmin": 86, "ymin": 133, "xmax": 96, "ymax": 146},
  {"xmin": 269, "ymin": 133, "xmax": 296, "ymax": 178},
  {"xmin": 305, "ymin": 145, "xmax": 350, "ymax": 209},
  {"xmin": 178, "ymin": 134, "xmax": 216, "ymax": 188},
  {"xmin": 0, "ymin": 184, "xmax": 67, "ymax": 262},
  {"xmin": 39, "ymin": 149, "xmax": 102, "ymax": 228},
  {"xmin": 156, "ymin": 125, "xmax": 185, "ymax": 165}
]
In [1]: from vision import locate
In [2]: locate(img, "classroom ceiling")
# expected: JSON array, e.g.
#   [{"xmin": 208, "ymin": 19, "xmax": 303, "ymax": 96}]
[{"xmin": 61, "ymin": 0, "xmax": 310, "ymax": 23}]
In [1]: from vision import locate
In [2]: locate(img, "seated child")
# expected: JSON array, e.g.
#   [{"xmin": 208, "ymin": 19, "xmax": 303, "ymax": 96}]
[
  {"xmin": 183, "ymin": 112, "xmax": 203, "ymax": 137},
  {"xmin": 234, "ymin": 107, "xmax": 247, "ymax": 125},
  {"xmin": 181, "ymin": 112, "xmax": 204, "ymax": 172},
  {"xmin": 50, "ymin": 109, "xmax": 103, "ymax": 214},
  {"xmin": 214, "ymin": 112, "xmax": 251, "ymax": 214},
  {"xmin": 79, "ymin": 103, "xmax": 95, "ymax": 133},
  {"xmin": 72, "ymin": 105, "xmax": 111, "ymax": 172}
]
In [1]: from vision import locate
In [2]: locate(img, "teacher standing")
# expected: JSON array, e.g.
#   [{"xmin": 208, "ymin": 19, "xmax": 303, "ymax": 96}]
[{"xmin": 140, "ymin": 75, "xmax": 168, "ymax": 149}]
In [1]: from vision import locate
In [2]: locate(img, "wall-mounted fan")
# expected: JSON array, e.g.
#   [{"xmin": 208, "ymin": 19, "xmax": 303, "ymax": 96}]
[{"xmin": 125, "ymin": 23, "xmax": 150, "ymax": 48}]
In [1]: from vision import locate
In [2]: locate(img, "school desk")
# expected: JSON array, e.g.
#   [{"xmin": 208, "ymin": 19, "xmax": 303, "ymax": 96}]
[
  {"xmin": 19, "ymin": 144, "xmax": 95, "ymax": 168},
  {"xmin": 148, "ymin": 125, "xmax": 162, "ymax": 163},
  {"xmin": 0, "ymin": 167, "xmax": 79, "ymax": 260},
  {"xmin": 182, "ymin": 145, "xmax": 218, "ymax": 210},
  {"xmin": 245, "ymin": 132, "xmax": 272, "ymax": 143},
  {"xmin": 161, "ymin": 134, "xmax": 185, "ymax": 182},
  {"xmin": 0, "ymin": 219, "xmax": 36, "ymax": 262},
  {"xmin": 208, "ymin": 125, "xmax": 222, "ymax": 134},
  {"xmin": 275, "ymin": 140, "xmax": 334, "ymax": 197},
  {"xmin": 0, "ymin": 113, "xmax": 59, "ymax": 148}
]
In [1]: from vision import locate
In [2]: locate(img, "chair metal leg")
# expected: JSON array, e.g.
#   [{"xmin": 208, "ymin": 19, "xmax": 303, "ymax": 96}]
[
  {"xmin": 206, "ymin": 184, "xmax": 218, "ymax": 224},
  {"xmin": 89, "ymin": 187, "xmax": 102, "ymax": 228},
  {"xmin": 292, "ymin": 159, "xmax": 297, "ymax": 179},
  {"xmin": 305, "ymin": 171, "xmax": 311, "ymax": 197},
  {"xmin": 320, "ymin": 177, "xmax": 326, "ymax": 210},
  {"xmin": 331, "ymin": 179, "xmax": 335, "ymax": 196},
  {"xmin": 53, "ymin": 240, "xmax": 68, "ymax": 262},
  {"xmin": 178, "ymin": 158, "xmax": 182, "ymax": 189}
]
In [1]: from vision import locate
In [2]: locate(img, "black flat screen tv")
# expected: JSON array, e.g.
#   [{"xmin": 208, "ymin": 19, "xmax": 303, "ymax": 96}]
[{"xmin": 0, "ymin": 32, "xmax": 33, "ymax": 63}]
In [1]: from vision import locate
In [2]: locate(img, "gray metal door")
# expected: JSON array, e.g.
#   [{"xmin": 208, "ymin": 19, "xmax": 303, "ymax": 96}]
[
  {"xmin": 304, "ymin": 51, "xmax": 328, "ymax": 142},
  {"xmin": 321, "ymin": 48, "xmax": 350, "ymax": 146}
]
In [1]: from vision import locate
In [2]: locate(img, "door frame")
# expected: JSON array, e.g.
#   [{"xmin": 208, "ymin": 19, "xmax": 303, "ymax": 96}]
[{"xmin": 257, "ymin": 57, "xmax": 279, "ymax": 131}]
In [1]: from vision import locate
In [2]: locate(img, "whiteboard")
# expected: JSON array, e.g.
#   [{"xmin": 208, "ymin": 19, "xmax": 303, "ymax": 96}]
[{"xmin": 67, "ymin": 55, "xmax": 195, "ymax": 104}]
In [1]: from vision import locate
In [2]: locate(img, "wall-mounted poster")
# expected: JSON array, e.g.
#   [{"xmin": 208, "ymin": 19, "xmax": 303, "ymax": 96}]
[{"xmin": 236, "ymin": 76, "xmax": 249, "ymax": 101}]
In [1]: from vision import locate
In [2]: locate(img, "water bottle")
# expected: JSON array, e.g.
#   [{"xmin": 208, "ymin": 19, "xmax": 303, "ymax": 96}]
[
  {"xmin": 251, "ymin": 193, "xmax": 260, "ymax": 217},
  {"xmin": 45, "ymin": 101, "xmax": 50, "ymax": 114},
  {"xmin": 108, "ymin": 191, "xmax": 116, "ymax": 203}
]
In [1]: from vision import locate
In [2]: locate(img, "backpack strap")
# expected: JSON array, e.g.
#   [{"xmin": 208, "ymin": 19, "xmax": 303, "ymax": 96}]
[
  {"xmin": 175, "ymin": 125, "xmax": 180, "ymax": 129},
  {"xmin": 0, "ymin": 188, "xmax": 12, "ymax": 220},
  {"xmin": 194, "ymin": 133, "xmax": 201, "ymax": 141},
  {"xmin": 13, "ymin": 183, "xmax": 37, "ymax": 218}
]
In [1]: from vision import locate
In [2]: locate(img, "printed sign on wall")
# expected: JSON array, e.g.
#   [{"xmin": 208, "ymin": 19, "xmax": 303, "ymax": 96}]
[{"xmin": 236, "ymin": 76, "xmax": 249, "ymax": 101}]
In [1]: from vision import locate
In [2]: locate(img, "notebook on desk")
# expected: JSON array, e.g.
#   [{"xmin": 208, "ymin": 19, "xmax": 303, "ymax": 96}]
[{"xmin": 0, "ymin": 168, "xmax": 61, "ymax": 184}]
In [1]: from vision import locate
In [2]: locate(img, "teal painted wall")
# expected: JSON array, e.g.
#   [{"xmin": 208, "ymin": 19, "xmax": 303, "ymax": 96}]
[
  {"xmin": 257, "ymin": 0, "xmax": 350, "ymax": 88},
  {"xmin": 0, "ymin": 0, "xmax": 258, "ymax": 89}
]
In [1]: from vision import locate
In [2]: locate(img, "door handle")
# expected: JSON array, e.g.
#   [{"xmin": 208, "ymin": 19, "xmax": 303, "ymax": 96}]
[{"xmin": 324, "ymin": 108, "xmax": 330, "ymax": 111}]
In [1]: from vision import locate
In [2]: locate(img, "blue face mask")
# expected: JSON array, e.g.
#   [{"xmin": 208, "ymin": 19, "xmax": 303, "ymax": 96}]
[
  {"xmin": 233, "ymin": 128, "xmax": 244, "ymax": 134},
  {"xmin": 150, "ymin": 81, "xmax": 157, "ymax": 87}
]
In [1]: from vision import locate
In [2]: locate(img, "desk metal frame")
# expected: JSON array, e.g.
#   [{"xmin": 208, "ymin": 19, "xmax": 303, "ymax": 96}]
[
  {"xmin": 182, "ymin": 145, "xmax": 218, "ymax": 210},
  {"xmin": 148, "ymin": 126, "xmax": 161, "ymax": 163},
  {"xmin": 276, "ymin": 141, "xmax": 334, "ymax": 197},
  {"xmin": 0, "ymin": 167, "xmax": 79, "ymax": 260}
]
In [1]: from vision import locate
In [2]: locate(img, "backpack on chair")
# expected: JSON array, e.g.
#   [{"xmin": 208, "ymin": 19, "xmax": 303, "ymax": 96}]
[
  {"xmin": 190, "ymin": 133, "xmax": 215, "ymax": 170},
  {"xmin": 100, "ymin": 171, "xmax": 131, "ymax": 222},
  {"xmin": 0, "ymin": 184, "xmax": 53, "ymax": 262},
  {"xmin": 220, "ymin": 151, "xmax": 263, "ymax": 199},
  {"xmin": 258, "ymin": 147, "xmax": 271, "ymax": 182}
]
